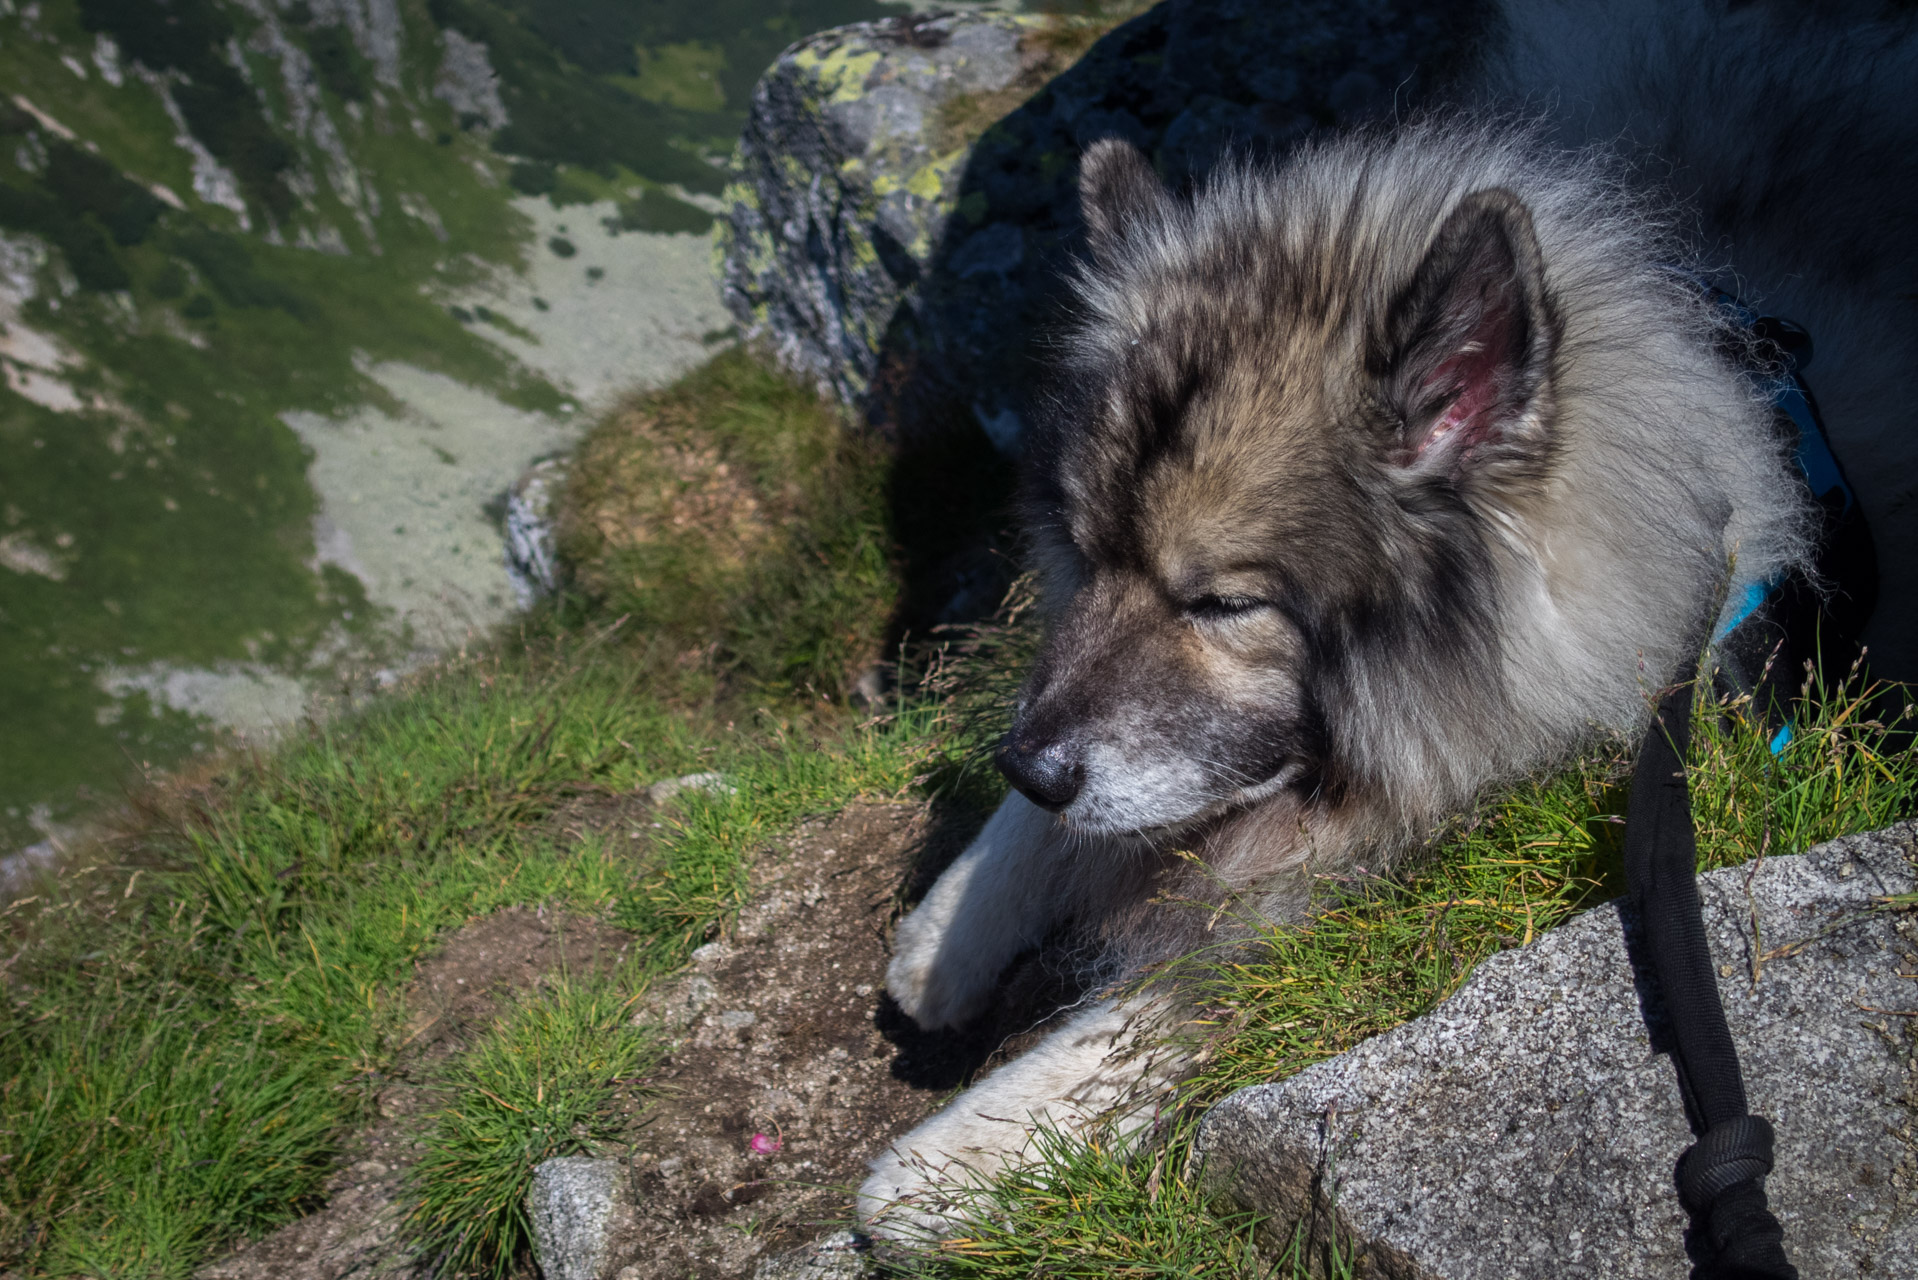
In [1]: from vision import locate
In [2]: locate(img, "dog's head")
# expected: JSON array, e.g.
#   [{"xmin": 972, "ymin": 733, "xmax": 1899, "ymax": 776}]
[{"xmin": 999, "ymin": 137, "xmax": 1564, "ymax": 836}]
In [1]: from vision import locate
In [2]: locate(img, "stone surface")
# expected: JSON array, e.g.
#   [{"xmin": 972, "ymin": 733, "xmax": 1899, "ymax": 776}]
[
  {"xmin": 1197, "ymin": 825, "xmax": 1918, "ymax": 1279},
  {"xmin": 719, "ymin": 9, "xmax": 1041, "ymax": 412},
  {"xmin": 193, "ymin": 1160, "xmax": 417, "ymax": 1280},
  {"xmin": 645, "ymin": 771, "xmax": 736, "ymax": 805},
  {"xmin": 718, "ymin": 0, "xmax": 1478, "ymax": 442},
  {"xmin": 750, "ymin": 1230, "xmax": 875, "ymax": 1280},
  {"xmin": 504, "ymin": 455, "xmax": 566, "ymax": 605},
  {"xmin": 528, "ymin": 1157, "xmax": 641, "ymax": 1280}
]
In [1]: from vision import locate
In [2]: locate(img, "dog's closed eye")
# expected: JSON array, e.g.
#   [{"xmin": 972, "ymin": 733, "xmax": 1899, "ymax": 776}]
[{"xmin": 1184, "ymin": 594, "xmax": 1270, "ymax": 620}]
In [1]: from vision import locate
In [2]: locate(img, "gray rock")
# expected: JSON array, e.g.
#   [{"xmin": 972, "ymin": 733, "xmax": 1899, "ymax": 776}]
[
  {"xmin": 526, "ymin": 1157, "xmax": 640, "ymax": 1280},
  {"xmin": 646, "ymin": 772, "xmax": 736, "ymax": 805},
  {"xmin": 752, "ymin": 1230, "xmax": 874, "ymax": 1280},
  {"xmin": 434, "ymin": 28, "xmax": 508, "ymax": 133},
  {"xmin": 640, "ymin": 971, "xmax": 720, "ymax": 1035},
  {"xmin": 1197, "ymin": 824, "xmax": 1918, "ymax": 1279},
  {"xmin": 719, "ymin": 11, "xmax": 1036, "ymax": 409},
  {"xmin": 503, "ymin": 456, "xmax": 565, "ymax": 605},
  {"xmin": 719, "ymin": 0, "xmax": 1475, "ymax": 442}
]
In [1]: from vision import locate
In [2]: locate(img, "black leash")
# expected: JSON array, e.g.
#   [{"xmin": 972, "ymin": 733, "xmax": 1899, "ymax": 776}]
[
  {"xmin": 1623, "ymin": 279, "xmax": 1882, "ymax": 1279},
  {"xmin": 1625, "ymin": 674, "xmax": 1796, "ymax": 1280}
]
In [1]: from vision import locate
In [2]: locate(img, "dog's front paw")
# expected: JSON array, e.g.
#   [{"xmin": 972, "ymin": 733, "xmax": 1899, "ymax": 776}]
[
  {"xmin": 885, "ymin": 898, "xmax": 998, "ymax": 1030},
  {"xmin": 886, "ymin": 794, "xmax": 1057, "ymax": 1030},
  {"xmin": 856, "ymin": 1144, "xmax": 970, "ymax": 1242},
  {"xmin": 856, "ymin": 1108, "xmax": 1028, "ymax": 1241}
]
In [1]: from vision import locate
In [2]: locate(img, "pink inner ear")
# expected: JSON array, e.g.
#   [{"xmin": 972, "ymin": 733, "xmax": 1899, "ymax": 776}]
[{"xmin": 1412, "ymin": 289, "xmax": 1519, "ymax": 463}]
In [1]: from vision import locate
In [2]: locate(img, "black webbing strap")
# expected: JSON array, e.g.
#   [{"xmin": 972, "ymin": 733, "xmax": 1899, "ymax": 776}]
[{"xmin": 1626, "ymin": 673, "xmax": 1796, "ymax": 1280}]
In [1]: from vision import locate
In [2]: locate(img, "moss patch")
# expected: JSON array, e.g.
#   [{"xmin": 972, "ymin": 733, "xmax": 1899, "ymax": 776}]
[{"xmin": 559, "ymin": 347, "xmax": 897, "ymax": 700}]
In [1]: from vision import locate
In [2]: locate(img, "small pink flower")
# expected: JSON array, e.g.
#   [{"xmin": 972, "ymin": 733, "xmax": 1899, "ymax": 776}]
[{"xmin": 749, "ymin": 1132, "xmax": 781, "ymax": 1155}]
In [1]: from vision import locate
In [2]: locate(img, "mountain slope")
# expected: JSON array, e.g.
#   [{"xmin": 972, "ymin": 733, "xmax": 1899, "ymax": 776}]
[{"xmin": 0, "ymin": 0, "xmax": 881, "ymax": 854}]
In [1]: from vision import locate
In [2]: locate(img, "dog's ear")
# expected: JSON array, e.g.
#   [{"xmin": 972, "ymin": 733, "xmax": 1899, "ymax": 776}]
[
  {"xmin": 1379, "ymin": 188, "xmax": 1558, "ymax": 476},
  {"xmin": 1079, "ymin": 139, "xmax": 1167, "ymax": 261}
]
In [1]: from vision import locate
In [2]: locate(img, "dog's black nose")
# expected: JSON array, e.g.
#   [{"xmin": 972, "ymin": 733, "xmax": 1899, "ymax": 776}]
[{"xmin": 995, "ymin": 734, "xmax": 1085, "ymax": 811}]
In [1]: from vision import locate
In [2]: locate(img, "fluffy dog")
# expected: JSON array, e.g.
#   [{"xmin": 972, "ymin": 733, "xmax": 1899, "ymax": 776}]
[{"xmin": 860, "ymin": 0, "xmax": 1918, "ymax": 1234}]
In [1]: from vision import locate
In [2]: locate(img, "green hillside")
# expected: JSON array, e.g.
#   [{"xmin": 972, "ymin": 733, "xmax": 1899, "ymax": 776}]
[{"xmin": 0, "ymin": 0, "xmax": 886, "ymax": 854}]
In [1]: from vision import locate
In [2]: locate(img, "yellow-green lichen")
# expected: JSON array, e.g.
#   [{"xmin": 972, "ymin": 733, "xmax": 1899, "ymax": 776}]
[
  {"xmin": 777, "ymin": 152, "xmax": 814, "ymax": 185},
  {"xmin": 790, "ymin": 41, "xmax": 884, "ymax": 106},
  {"xmin": 906, "ymin": 147, "xmax": 967, "ymax": 203}
]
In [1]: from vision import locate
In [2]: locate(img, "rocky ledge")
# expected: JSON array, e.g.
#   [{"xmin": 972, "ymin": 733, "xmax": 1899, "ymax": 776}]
[
  {"xmin": 1197, "ymin": 824, "xmax": 1918, "ymax": 1279},
  {"xmin": 717, "ymin": 0, "xmax": 1479, "ymax": 446}
]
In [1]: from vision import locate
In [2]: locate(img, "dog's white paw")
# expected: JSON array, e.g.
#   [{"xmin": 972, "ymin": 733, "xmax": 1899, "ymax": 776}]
[
  {"xmin": 856, "ymin": 1107, "xmax": 1030, "ymax": 1240},
  {"xmin": 885, "ymin": 795, "xmax": 1061, "ymax": 1030},
  {"xmin": 884, "ymin": 899, "xmax": 1000, "ymax": 1030},
  {"xmin": 861, "ymin": 994, "xmax": 1180, "ymax": 1241},
  {"xmin": 856, "ymin": 1147, "xmax": 968, "ymax": 1241}
]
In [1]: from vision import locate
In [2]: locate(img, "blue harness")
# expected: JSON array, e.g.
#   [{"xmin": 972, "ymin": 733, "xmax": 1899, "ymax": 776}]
[
  {"xmin": 1704, "ymin": 286, "xmax": 1855, "ymax": 625},
  {"xmin": 1689, "ymin": 279, "xmax": 1872, "ymax": 751}
]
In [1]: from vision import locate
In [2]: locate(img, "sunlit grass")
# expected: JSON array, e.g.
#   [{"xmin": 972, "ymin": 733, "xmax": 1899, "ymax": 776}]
[
  {"xmin": 405, "ymin": 979, "xmax": 663, "ymax": 1279},
  {"xmin": 0, "ymin": 637, "xmax": 949, "ymax": 1277},
  {"xmin": 890, "ymin": 1121, "xmax": 1264, "ymax": 1279},
  {"xmin": 559, "ymin": 348, "xmax": 898, "ymax": 700}
]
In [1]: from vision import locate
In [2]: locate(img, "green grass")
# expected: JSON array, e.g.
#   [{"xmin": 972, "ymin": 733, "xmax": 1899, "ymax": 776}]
[
  {"xmin": 405, "ymin": 978, "xmax": 663, "ymax": 1279},
  {"xmin": 890, "ymin": 1120, "xmax": 1267, "ymax": 1279},
  {"xmin": 0, "ymin": 631, "xmax": 948, "ymax": 1277},
  {"xmin": 1688, "ymin": 658, "xmax": 1918, "ymax": 873},
  {"xmin": 888, "ymin": 664, "xmax": 1918, "ymax": 1277}
]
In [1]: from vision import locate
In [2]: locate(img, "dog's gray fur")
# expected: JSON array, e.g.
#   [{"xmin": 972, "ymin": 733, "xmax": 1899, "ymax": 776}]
[{"xmin": 861, "ymin": 0, "xmax": 1918, "ymax": 1234}]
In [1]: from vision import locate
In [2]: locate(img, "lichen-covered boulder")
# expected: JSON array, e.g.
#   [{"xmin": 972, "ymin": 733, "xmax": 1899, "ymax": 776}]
[
  {"xmin": 717, "ymin": 10, "xmax": 1055, "ymax": 414},
  {"xmin": 717, "ymin": 0, "xmax": 1476, "ymax": 446}
]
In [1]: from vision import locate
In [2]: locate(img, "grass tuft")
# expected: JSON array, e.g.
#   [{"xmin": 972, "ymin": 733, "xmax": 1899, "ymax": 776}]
[
  {"xmin": 1689, "ymin": 657, "xmax": 1918, "ymax": 871},
  {"xmin": 889, "ymin": 1121, "xmax": 1265, "ymax": 1279},
  {"xmin": 404, "ymin": 979, "xmax": 662, "ymax": 1280}
]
